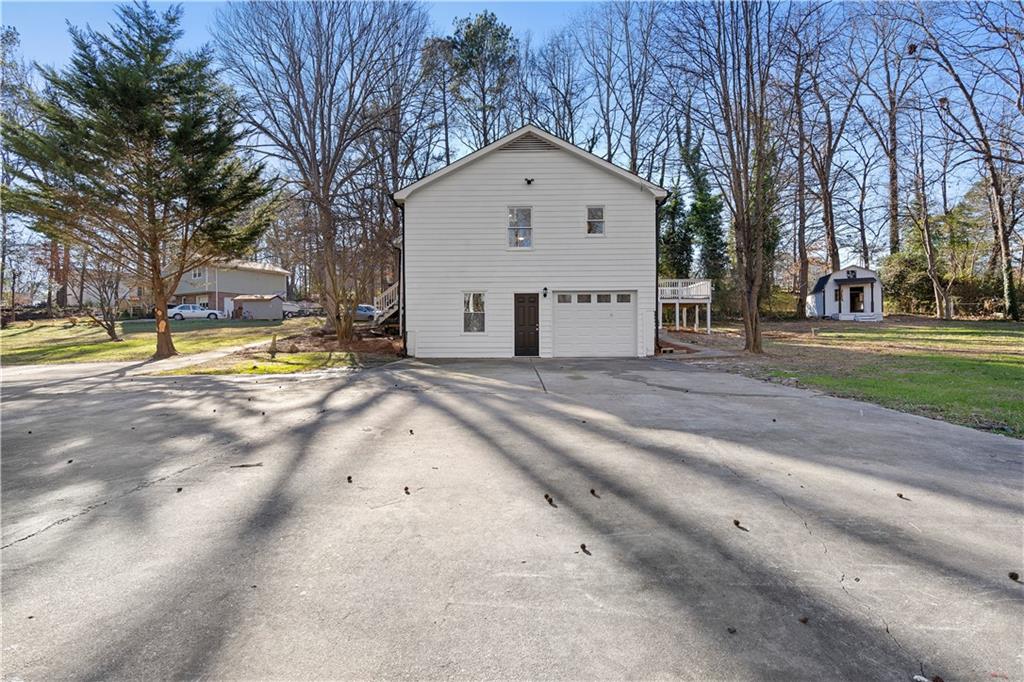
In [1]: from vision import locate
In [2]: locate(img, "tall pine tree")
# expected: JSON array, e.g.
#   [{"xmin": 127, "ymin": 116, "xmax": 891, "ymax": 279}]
[
  {"xmin": 659, "ymin": 185, "xmax": 693, "ymax": 278},
  {"xmin": 680, "ymin": 130, "xmax": 726, "ymax": 286},
  {"xmin": 5, "ymin": 3, "xmax": 275, "ymax": 357}
]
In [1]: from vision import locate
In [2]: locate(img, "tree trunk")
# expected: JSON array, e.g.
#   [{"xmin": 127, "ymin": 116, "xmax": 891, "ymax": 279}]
[
  {"xmin": 47, "ymin": 240, "xmax": 57, "ymax": 317},
  {"xmin": 887, "ymin": 104, "xmax": 900, "ymax": 253},
  {"xmin": 990, "ymin": 178, "xmax": 1020, "ymax": 320},
  {"xmin": 77, "ymin": 252, "xmax": 87, "ymax": 311},
  {"xmin": 151, "ymin": 274, "xmax": 177, "ymax": 358},
  {"xmin": 822, "ymin": 194, "xmax": 841, "ymax": 271},
  {"xmin": 56, "ymin": 244, "xmax": 70, "ymax": 308},
  {"xmin": 794, "ymin": 59, "xmax": 808, "ymax": 318}
]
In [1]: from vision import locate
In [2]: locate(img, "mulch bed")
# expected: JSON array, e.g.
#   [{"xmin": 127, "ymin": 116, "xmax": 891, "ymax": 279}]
[{"xmin": 264, "ymin": 329, "xmax": 404, "ymax": 356}]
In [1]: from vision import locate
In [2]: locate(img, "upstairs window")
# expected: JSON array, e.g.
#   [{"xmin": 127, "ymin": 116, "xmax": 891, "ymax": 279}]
[
  {"xmin": 586, "ymin": 206, "xmax": 605, "ymax": 235},
  {"xmin": 508, "ymin": 207, "xmax": 532, "ymax": 248},
  {"xmin": 463, "ymin": 292, "xmax": 485, "ymax": 332},
  {"xmin": 190, "ymin": 267, "xmax": 204, "ymax": 280}
]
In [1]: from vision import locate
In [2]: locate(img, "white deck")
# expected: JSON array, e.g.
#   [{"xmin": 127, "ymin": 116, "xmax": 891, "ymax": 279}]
[{"xmin": 659, "ymin": 279, "xmax": 712, "ymax": 334}]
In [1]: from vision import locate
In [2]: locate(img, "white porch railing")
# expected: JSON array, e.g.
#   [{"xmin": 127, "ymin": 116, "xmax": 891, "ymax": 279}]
[
  {"xmin": 659, "ymin": 279, "xmax": 712, "ymax": 301},
  {"xmin": 373, "ymin": 281, "xmax": 400, "ymax": 324}
]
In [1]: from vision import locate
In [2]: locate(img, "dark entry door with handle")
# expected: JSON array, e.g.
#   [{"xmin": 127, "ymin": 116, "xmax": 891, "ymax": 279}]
[{"xmin": 514, "ymin": 293, "xmax": 539, "ymax": 356}]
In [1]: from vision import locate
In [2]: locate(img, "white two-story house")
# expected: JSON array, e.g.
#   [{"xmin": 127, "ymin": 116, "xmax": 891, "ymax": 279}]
[{"xmin": 392, "ymin": 125, "xmax": 668, "ymax": 358}]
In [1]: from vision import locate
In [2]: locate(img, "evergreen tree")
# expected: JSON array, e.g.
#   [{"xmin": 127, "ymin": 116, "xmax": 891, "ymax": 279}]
[
  {"xmin": 659, "ymin": 185, "xmax": 693, "ymax": 278},
  {"xmin": 448, "ymin": 11, "xmax": 520, "ymax": 147},
  {"xmin": 680, "ymin": 132, "xmax": 727, "ymax": 285},
  {"xmin": 4, "ymin": 3, "xmax": 275, "ymax": 358}
]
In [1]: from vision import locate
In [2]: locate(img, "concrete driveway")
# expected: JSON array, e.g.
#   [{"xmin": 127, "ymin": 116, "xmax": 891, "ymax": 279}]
[{"xmin": 2, "ymin": 358, "xmax": 1022, "ymax": 680}]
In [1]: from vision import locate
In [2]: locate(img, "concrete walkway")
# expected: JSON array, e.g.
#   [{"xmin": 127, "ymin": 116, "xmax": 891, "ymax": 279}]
[
  {"xmin": 659, "ymin": 329, "xmax": 737, "ymax": 359},
  {"xmin": 2, "ymin": 358, "xmax": 1021, "ymax": 680}
]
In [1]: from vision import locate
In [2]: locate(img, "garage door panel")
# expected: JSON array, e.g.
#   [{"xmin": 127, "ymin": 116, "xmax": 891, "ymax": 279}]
[{"xmin": 553, "ymin": 290, "xmax": 636, "ymax": 357}]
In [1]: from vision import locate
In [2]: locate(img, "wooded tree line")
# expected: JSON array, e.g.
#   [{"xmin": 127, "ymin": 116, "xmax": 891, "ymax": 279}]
[{"xmin": 2, "ymin": 1, "xmax": 1021, "ymax": 356}]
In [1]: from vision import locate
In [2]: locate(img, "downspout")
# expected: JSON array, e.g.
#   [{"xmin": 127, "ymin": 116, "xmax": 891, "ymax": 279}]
[
  {"xmin": 654, "ymin": 192, "xmax": 668, "ymax": 355},
  {"xmin": 391, "ymin": 192, "xmax": 407, "ymax": 355}
]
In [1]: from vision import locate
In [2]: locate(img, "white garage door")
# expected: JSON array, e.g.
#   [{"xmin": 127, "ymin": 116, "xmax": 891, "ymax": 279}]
[{"xmin": 553, "ymin": 291, "xmax": 637, "ymax": 357}]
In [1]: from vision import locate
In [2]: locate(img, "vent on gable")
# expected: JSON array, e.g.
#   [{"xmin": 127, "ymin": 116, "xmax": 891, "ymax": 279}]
[{"xmin": 500, "ymin": 132, "xmax": 558, "ymax": 152}]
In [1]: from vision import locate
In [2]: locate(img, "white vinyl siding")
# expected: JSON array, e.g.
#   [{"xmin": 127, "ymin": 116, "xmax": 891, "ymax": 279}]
[{"xmin": 404, "ymin": 146, "xmax": 656, "ymax": 358}]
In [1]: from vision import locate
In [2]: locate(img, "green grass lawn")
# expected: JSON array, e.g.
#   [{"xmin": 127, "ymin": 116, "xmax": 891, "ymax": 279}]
[
  {"xmin": 0, "ymin": 317, "xmax": 319, "ymax": 365},
  {"xmin": 691, "ymin": 317, "xmax": 1024, "ymax": 438}
]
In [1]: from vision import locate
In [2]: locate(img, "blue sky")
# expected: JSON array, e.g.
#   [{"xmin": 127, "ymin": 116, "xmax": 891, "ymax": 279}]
[{"xmin": 2, "ymin": 1, "xmax": 589, "ymax": 69}]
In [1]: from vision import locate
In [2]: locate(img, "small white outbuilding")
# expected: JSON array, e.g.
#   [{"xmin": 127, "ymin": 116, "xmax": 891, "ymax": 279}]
[{"xmin": 806, "ymin": 265, "xmax": 883, "ymax": 321}]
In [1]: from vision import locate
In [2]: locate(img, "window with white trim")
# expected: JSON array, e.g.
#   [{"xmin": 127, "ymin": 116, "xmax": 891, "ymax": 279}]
[
  {"xmin": 586, "ymin": 206, "xmax": 605, "ymax": 235},
  {"xmin": 577, "ymin": 294, "xmax": 592, "ymax": 303},
  {"xmin": 463, "ymin": 292, "xmax": 485, "ymax": 332},
  {"xmin": 557, "ymin": 294, "xmax": 571, "ymax": 303},
  {"xmin": 190, "ymin": 267, "xmax": 204, "ymax": 280},
  {"xmin": 508, "ymin": 207, "xmax": 532, "ymax": 248},
  {"xmin": 616, "ymin": 293, "xmax": 631, "ymax": 303},
  {"xmin": 597, "ymin": 294, "xmax": 611, "ymax": 303}
]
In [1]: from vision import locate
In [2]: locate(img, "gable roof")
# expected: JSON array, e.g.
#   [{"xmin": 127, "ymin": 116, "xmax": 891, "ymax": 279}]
[
  {"xmin": 811, "ymin": 274, "xmax": 831, "ymax": 294},
  {"xmin": 810, "ymin": 264, "xmax": 879, "ymax": 294},
  {"xmin": 214, "ymin": 259, "xmax": 290, "ymax": 277},
  {"xmin": 393, "ymin": 124, "xmax": 668, "ymax": 204}
]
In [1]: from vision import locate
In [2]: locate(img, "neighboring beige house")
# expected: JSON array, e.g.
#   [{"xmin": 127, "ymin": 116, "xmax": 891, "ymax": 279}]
[
  {"xmin": 172, "ymin": 260, "xmax": 289, "ymax": 314},
  {"xmin": 232, "ymin": 294, "xmax": 284, "ymax": 320}
]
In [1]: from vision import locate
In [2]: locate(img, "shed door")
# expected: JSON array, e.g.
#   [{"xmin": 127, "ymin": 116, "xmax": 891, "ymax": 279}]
[{"xmin": 553, "ymin": 291, "xmax": 637, "ymax": 357}]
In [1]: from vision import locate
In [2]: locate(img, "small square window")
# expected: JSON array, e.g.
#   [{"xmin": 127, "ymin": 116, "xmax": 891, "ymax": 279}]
[
  {"xmin": 616, "ymin": 293, "xmax": 631, "ymax": 303},
  {"xmin": 586, "ymin": 206, "xmax": 605, "ymax": 235},
  {"xmin": 577, "ymin": 294, "xmax": 592, "ymax": 303},
  {"xmin": 508, "ymin": 207, "xmax": 532, "ymax": 248},
  {"xmin": 463, "ymin": 292, "xmax": 485, "ymax": 332},
  {"xmin": 191, "ymin": 268, "xmax": 204, "ymax": 280},
  {"xmin": 597, "ymin": 294, "xmax": 611, "ymax": 303},
  {"xmin": 557, "ymin": 294, "xmax": 571, "ymax": 303}
]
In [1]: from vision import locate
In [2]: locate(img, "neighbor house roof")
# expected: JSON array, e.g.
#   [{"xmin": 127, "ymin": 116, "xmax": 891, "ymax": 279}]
[
  {"xmin": 213, "ymin": 259, "xmax": 290, "ymax": 277},
  {"xmin": 393, "ymin": 124, "xmax": 669, "ymax": 204},
  {"xmin": 233, "ymin": 294, "xmax": 283, "ymax": 302}
]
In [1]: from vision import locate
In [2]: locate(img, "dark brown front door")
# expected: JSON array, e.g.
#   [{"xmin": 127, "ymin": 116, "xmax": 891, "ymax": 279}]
[{"xmin": 514, "ymin": 293, "xmax": 539, "ymax": 356}]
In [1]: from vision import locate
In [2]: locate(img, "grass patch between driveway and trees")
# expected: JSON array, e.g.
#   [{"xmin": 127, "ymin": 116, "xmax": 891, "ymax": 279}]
[
  {"xmin": 668, "ymin": 315, "xmax": 1023, "ymax": 438},
  {"xmin": 0, "ymin": 317, "xmax": 320, "ymax": 365}
]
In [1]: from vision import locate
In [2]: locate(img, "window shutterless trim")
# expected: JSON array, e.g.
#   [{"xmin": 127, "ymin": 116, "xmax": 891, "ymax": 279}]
[{"xmin": 585, "ymin": 205, "xmax": 605, "ymax": 236}]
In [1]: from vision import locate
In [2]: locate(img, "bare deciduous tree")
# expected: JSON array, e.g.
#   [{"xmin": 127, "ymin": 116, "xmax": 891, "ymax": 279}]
[
  {"xmin": 668, "ymin": 2, "xmax": 787, "ymax": 352},
  {"xmin": 216, "ymin": 1, "xmax": 429, "ymax": 340}
]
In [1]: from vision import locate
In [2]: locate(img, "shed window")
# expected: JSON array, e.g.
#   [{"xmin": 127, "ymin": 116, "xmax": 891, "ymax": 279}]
[
  {"xmin": 508, "ymin": 207, "xmax": 532, "ymax": 248},
  {"xmin": 586, "ymin": 206, "xmax": 605, "ymax": 235},
  {"xmin": 463, "ymin": 292, "xmax": 485, "ymax": 332}
]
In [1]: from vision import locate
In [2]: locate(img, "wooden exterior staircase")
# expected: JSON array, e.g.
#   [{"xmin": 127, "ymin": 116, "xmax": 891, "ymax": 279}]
[{"xmin": 373, "ymin": 281, "xmax": 401, "ymax": 331}]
